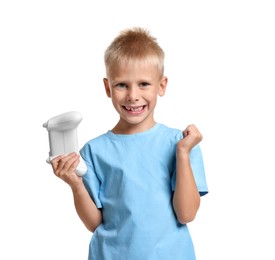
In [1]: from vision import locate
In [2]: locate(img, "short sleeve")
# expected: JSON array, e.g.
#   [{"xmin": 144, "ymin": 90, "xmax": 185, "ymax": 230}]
[
  {"xmin": 171, "ymin": 144, "xmax": 208, "ymax": 196},
  {"xmin": 80, "ymin": 144, "xmax": 102, "ymax": 208}
]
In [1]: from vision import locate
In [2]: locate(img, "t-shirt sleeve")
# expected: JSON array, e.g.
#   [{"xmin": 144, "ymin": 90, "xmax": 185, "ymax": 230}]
[
  {"xmin": 80, "ymin": 144, "xmax": 102, "ymax": 208},
  {"xmin": 171, "ymin": 144, "xmax": 208, "ymax": 196}
]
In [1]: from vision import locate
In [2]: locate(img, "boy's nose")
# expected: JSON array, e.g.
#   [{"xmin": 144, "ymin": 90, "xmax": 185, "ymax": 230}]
[{"xmin": 127, "ymin": 87, "xmax": 139, "ymax": 102}]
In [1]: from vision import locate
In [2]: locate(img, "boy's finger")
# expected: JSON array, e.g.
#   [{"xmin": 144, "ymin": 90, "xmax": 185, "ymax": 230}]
[{"xmin": 58, "ymin": 153, "xmax": 79, "ymax": 173}]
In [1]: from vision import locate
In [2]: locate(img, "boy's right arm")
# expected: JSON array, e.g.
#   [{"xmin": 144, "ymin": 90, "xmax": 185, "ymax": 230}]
[{"xmin": 51, "ymin": 153, "xmax": 102, "ymax": 232}]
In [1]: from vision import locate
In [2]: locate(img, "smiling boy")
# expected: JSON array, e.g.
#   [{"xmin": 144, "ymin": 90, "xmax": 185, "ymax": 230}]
[{"xmin": 51, "ymin": 27, "xmax": 208, "ymax": 260}]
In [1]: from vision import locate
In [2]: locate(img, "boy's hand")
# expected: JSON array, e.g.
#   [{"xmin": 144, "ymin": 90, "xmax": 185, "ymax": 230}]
[
  {"xmin": 51, "ymin": 152, "xmax": 82, "ymax": 186},
  {"xmin": 177, "ymin": 124, "xmax": 203, "ymax": 153}
]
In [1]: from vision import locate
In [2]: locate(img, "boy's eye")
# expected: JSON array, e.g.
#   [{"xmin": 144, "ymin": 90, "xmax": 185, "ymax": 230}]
[
  {"xmin": 116, "ymin": 83, "xmax": 127, "ymax": 88},
  {"xmin": 140, "ymin": 82, "xmax": 150, "ymax": 87}
]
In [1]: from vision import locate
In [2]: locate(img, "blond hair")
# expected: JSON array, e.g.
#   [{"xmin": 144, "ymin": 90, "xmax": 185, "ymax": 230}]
[{"xmin": 104, "ymin": 27, "xmax": 165, "ymax": 78}]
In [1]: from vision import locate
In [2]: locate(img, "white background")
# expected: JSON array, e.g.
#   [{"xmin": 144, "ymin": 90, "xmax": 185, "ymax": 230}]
[{"xmin": 1, "ymin": 0, "xmax": 274, "ymax": 259}]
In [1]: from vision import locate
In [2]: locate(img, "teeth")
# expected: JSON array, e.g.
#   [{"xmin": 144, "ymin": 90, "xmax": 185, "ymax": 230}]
[{"xmin": 125, "ymin": 106, "xmax": 143, "ymax": 111}]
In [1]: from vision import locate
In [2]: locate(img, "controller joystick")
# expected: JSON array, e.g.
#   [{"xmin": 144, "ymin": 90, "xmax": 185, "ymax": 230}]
[{"xmin": 43, "ymin": 111, "xmax": 87, "ymax": 176}]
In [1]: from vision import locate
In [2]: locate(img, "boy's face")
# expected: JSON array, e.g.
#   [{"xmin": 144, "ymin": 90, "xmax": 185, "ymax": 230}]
[{"xmin": 104, "ymin": 60, "xmax": 167, "ymax": 133}]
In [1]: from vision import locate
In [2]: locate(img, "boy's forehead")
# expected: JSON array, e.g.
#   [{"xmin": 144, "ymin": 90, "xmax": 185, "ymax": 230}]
[
  {"xmin": 107, "ymin": 63, "xmax": 162, "ymax": 83},
  {"xmin": 121, "ymin": 59, "xmax": 154, "ymax": 69},
  {"xmin": 109, "ymin": 58, "xmax": 159, "ymax": 74}
]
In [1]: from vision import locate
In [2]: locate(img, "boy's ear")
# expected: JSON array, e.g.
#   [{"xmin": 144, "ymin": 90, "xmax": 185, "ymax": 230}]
[
  {"xmin": 103, "ymin": 78, "xmax": 111, "ymax": 98},
  {"xmin": 158, "ymin": 76, "xmax": 168, "ymax": 97}
]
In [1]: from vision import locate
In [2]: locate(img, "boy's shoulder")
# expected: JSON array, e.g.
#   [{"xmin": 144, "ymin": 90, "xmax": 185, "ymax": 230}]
[
  {"xmin": 158, "ymin": 123, "xmax": 183, "ymax": 137},
  {"xmin": 83, "ymin": 132, "xmax": 108, "ymax": 146}
]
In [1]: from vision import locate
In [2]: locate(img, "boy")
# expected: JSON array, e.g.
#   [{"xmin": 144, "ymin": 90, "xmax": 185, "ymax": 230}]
[{"xmin": 51, "ymin": 27, "xmax": 208, "ymax": 260}]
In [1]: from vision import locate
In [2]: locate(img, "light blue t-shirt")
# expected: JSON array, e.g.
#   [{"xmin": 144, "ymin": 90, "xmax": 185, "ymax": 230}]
[{"xmin": 80, "ymin": 123, "xmax": 208, "ymax": 260}]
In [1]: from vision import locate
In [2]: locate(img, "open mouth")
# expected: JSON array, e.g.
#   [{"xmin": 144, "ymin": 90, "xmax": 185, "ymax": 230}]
[{"xmin": 123, "ymin": 105, "xmax": 145, "ymax": 112}]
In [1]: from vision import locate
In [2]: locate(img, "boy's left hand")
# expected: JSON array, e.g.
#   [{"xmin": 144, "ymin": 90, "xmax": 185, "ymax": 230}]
[{"xmin": 177, "ymin": 124, "xmax": 203, "ymax": 153}]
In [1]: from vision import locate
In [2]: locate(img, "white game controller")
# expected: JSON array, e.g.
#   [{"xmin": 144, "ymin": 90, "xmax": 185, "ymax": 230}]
[{"xmin": 43, "ymin": 111, "xmax": 87, "ymax": 176}]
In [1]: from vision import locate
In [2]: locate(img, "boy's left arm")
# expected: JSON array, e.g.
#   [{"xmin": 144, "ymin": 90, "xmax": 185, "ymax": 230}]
[{"xmin": 172, "ymin": 124, "xmax": 202, "ymax": 224}]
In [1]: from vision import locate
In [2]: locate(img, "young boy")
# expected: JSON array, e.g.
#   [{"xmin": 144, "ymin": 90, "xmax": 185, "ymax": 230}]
[{"xmin": 51, "ymin": 27, "xmax": 208, "ymax": 260}]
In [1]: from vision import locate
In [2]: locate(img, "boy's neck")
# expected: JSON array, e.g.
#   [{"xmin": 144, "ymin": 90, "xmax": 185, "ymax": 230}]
[{"xmin": 111, "ymin": 120, "xmax": 156, "ymax": 135}]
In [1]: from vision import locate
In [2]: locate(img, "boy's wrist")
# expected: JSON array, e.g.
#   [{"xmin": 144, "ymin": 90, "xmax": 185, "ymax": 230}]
[
  {"xmin": 70, "ymin": 179, "xmax": 85, "ymax": 194},
  {"xmin": 176, "ymin": 149, "xmax": 190, "ymax": 160}
]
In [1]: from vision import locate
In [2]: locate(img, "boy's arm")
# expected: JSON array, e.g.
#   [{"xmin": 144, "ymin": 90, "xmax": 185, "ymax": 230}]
[
  {"xmin": 71, "ymin": 181, "xmax": 102, "ymax": 232},
  {"xmin": 51, "ymin": 153, "xmax": 102, "ymax": 232},
  {"xmin": 172, "ymin": 125, "xmax": 202, "ymax": 224}
]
